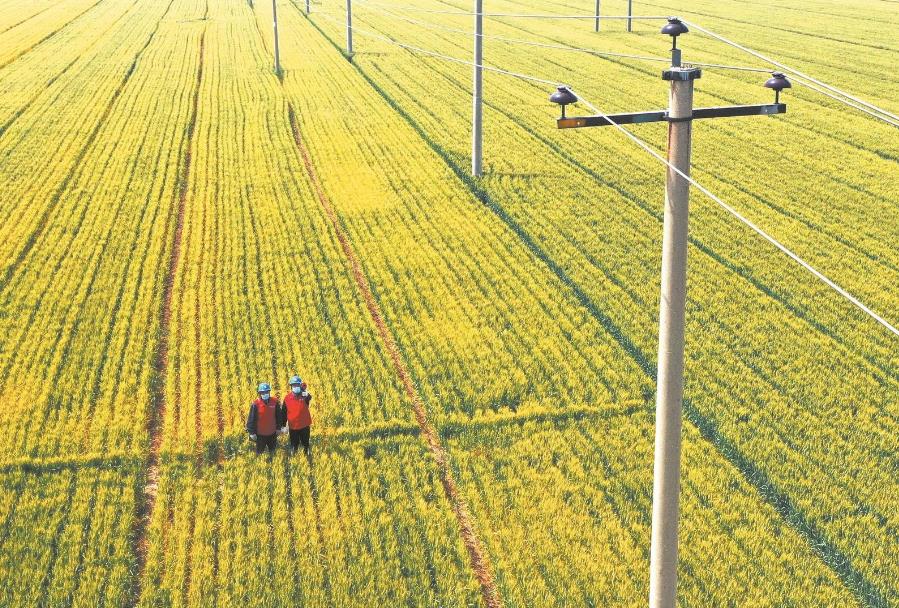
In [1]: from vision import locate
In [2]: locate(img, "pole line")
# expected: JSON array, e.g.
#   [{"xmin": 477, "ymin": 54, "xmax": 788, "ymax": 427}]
[
  {"xmin": 648, "ymin": 65, "xmax": 698, "ymax": 608},
  {"xmin": 472, "ymin": 0, "xmax": 483, "ymax": 176},
  {"xmin": 569, "ymin": 90, "xmax": 899, "ymax": 340},
  {"xmin": 346, "ymin": 0, "xmax": 353, "ymax": 59},
  {"xmin": 272, "ymin": 0, "xmax": 281, "ymax": 73},
  {"xmin": 788, "ymin": 74, "xmax": 899, "ymax": 128},
  {"xmin": 313, "ymin": 13, "xmax": 560, "ymax": 84},
  {"xmin": 683, "ymin": 20, "xmax": 899, "ymax": 125},
  {"xmin": 349, "ymin": 0, "xmax": 669, "ymax": 19},
  {"xmin": 310, "ymin": 9, "xmax": 899, "ymax": 340},
  {"xmin": 339, "ymin": 3, "xmax": 769, "ymax": 73}
]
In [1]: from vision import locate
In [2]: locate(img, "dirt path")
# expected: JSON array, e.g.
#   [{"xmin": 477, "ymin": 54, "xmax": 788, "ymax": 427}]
[
  {"xmin": 130, "ymin": 28, "xmax": 206, "ymax": 608},
  {"xmin": 287, "ymin": 104, "xmax": 502, "ymax": 608}
]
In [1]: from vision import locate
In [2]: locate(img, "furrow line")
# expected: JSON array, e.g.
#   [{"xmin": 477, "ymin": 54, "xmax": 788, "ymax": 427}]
[
  {"xmin": 0, "ymin": 0, "xmax": 176, "ymax": 296},
  {"xmin": 0, "ymin": 0, "xmax": 107, "ymax": 73},
  {"xmin": 300, "ymin": 14, "xmax": 889, "ymax": 605},
  {"xmin": 0, "ymin": 0, "xmax": 142, "ymax": 140},
  {"xmin": 287, "ymin": 103, "xmax": 501, "ymax": 608},
  {"xmin": 130, "ymin": 28, "xmax": 205, "ymax": 608}
]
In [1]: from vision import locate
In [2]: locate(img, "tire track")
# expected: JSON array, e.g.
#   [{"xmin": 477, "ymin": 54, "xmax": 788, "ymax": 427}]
[
  {"xmin": 0, "ymin": 2, "xmax": 57, "ymax": 36},
  {"xmin": 305, "ymin": 459, "xmax": 334, "ymax": 603},
  {"xmin": 0, "ymin": 0, "xmax": 177, "ymax": 461},
  {"xmin": 282, "ymin": 456, "xmax": 306, "ymax": 605},
  {"xmin": 0, "ymin": 0, "xmax": 175, "ymax": 297},
  {"xmin": 287, "ymin": 104, "xmax": 501, "ymax": 608},
  {"xmin": 35, "ymin": 474, "xmax": 90, "ymax": 602},
  {"xmin": 301, "ymin": 13, "xmax": 890, "ymax": 606},
  {"xmin": 209, "ymin": 104, "xmax": 227, "ymax": 608},
  {"xmin": 0, "ymin": 0, "xmax": 142, "ymax": 140},
  {"xmin": 130, "ymin": 28, "xmax": 205, "ymax": 608},
  {"xmin": 0, "ymin": 0, "xmax": 108, "ymax": 72}
]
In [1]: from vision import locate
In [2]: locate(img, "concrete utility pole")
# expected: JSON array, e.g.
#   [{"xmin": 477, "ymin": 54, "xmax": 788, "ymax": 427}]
[
  {"xmin": 594, "ymin": 0, "xmax": 600, "ymax": 32},
  {"xmin": 305, "ymin": 0, "xmax": 309, "ymax": 15},
  {"xmin": 346, "ymin": 0, "xmax": 353, "ymax": 61},
  {"xmin": 472, "ymin": 0, "xmax": 483, "ymax": 176},
  {"xmin": 648, "ymin": 62, "xmax": 698, "ymax": 608},
  {"xmin": 272, "ymin": 0, "xmax": 281, "ymax": 75},
  {"xmin": 627, "ymin": 0, "xmax": 633, "ymax": 32},
  {"xmin": 548, "ymin": 17, "xmax": 791, "ymax": 608}
]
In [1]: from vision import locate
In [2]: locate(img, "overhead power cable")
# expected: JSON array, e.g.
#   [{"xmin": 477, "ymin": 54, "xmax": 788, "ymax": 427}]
[
  {"xmin": 313, "ymin": 9, "xmax": 899, "ymax": 339},
  {"xmin": 352, "ymin": 0, "xmax": 668, "ymax": 20},
  {"xmin": 568, "ymin": 90, "xmax": 899, "ymax": 339},
  {"xmin": 352, "ymin": 3, "xmax": 770, "ymax": 73},
  {"xmin": 315, "ymin": 12, "xmax": 559, "ymax": 84},
  {"xmin": 683, "ymin": 20, "xmax": 899, "ymax": 127},
  {"xmin": 787, "ymin": 74, "xmax": 899, "ymax": 128}
]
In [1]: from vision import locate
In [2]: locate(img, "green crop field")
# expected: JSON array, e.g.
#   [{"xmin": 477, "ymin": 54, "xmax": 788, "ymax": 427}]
[{"xmin": 0, "ymin": 0, "xmax": 896, "ymax": 605}]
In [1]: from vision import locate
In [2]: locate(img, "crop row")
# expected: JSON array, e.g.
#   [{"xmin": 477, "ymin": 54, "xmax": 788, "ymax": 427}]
[{"xmin": 299, "ymin": 1, "xmax": 897, "ymax": 602}]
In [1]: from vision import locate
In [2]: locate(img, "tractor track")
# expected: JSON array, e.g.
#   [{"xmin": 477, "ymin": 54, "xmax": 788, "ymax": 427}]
[
  {"xmin": 0, "ymin": 2, "xmax": 56, "ymax": 36},
  {"xmin": 0, "ymin": 0, "xmax": 142, "ymax": 140},
  {"xmin": 300, "ymin": 11, "xmax": 892, "ymax": 604},
  {"xmin": 0, "ymin": 0, "xmax": 176, "ymax": 297},
  {"xmin": 130, "ymin": 28, "xmax": 205, "ymax": 608},
  {"xmin": 286, "ymin": 103, "xmax": 501, "ymax": 608},
  {"xmin": 209, "ymin": 107, "xmax": 227, "ymax": 608},
  {"xmin": 0, "ymin": 0, "xmax": 107, "ymax": 73}
]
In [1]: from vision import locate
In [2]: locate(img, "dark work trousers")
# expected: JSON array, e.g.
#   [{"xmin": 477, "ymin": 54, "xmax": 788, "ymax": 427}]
[
  {"xmin": 289, "ymin": 427, "xmax": 311, "ymax": 454},
  {"xmin": 255, "ymin": 434, "xmax": 277, "ymax": 454}
]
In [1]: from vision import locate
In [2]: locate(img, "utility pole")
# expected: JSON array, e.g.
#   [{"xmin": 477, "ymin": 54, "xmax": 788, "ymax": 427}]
[
  {"xmin": 548, "ymin": 17, "xmax": 790, "ymax": 608},
  {"xmin": 272, "ymin": 0, "xmax": 281, "ymax": 75},
  {"xmin": 648, "ymin": 59, "xmax": 696, "ymax": 608},
  {"xmin": 594, "ymin": 0, "xmax": 600, "ymax": 32},
  {"xmin": 346, "ymin": 0, "xmax": 353, "ymax": 61},
  {"xmin": 472, "ymin": 0, "xmax": 483, "ymax": 176},
  {"xmin": 627, "ymin": 0, "xmax": 633, "ymax": 32},
  {"xmin": 305, "ymin": 0, "xmax": 309, "ymax": 15}
]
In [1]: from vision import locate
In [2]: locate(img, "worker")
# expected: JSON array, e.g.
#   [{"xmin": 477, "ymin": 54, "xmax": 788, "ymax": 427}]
[
  {"xmin": 283, "ymin": 375, "xmax": 313, "ymax": 455},
  {"xmin": 246, "ymin": 382, "xmax": 286, "ymax": 455}
]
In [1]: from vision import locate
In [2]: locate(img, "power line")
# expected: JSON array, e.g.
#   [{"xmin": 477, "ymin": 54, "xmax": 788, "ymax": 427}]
[
  {"xmin": 314, "ymin": 12, "xmax": 559, "ymax": 85},
  {"xmin": 351, "ymin": 0, "xmax": 669, "ymax": 20},
  {"xmin": 683, "ymin": 20, "xmax": 899, "ymax": 127},
  {"xmin": 313, "ymin": 7, "xmax": 899, "ymax": 340},
  {"xmin": 569, "ymin": 90, "xmax": 899, "ymax": 339},
  {"xmin": 788, "ymin": 74, "xmax": 899, "ymax": 128},
  {"xmin": 337, "ymin": 1, "xmax": 899, "ymax": 126},
  {"xmin": 364, "ymin": 6, "xmax": 672, "ymax": 62},
  {"xmin": 349, "ymin": 3, "xmax": 770, "ymax": 73}
]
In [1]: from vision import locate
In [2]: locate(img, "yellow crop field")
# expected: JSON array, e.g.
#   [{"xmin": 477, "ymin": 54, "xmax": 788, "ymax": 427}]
[{"xmin": 0, "ymin": 0, "xmax": 896, "ymax": 605}]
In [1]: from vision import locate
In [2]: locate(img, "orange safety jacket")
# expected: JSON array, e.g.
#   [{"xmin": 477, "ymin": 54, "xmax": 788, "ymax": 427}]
[
  {"xmin": 284, "ymin": 392, "xmax": 312, "ymax": 430},
  {"xmin": 246, "ymin": 397, "xmax": 285, "ymax": 436}
]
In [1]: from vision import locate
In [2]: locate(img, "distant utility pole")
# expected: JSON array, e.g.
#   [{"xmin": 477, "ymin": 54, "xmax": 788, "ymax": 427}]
[
  {"xmin": 627, "ymin": 0, "xmax": 633, "ymax": 31},
  {"xmin": 305, "ymin": 0, "xmax": 310, "ymax": 14},
  {"xmin": 548, "ymin": 17, "xmax": 790, "ymax": 608},
  {"xmin": 472, "ymin": 0, "xmax": 483, "ymax": 176},
  {"xmin": 346, "ymin": 0, "xmax": 353, "ymax": 61},
  {"xmin": 272, "ymin": 0, "xmax": 281, "ymax": 75},
  {"xmin": 594, "ymin": 0, "xmax": 600, "ymax": 32}
]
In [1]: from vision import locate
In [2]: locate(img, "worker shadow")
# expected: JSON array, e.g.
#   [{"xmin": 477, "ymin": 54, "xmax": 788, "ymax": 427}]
[{"xmin": 212, "ymin": 433, "xmax": 317, "ymax": 462}]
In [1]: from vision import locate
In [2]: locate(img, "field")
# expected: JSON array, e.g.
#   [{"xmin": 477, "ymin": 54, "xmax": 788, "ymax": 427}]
[{"xmin": 0, "ymin": 0, "xmax": 896, "ymax": 605}]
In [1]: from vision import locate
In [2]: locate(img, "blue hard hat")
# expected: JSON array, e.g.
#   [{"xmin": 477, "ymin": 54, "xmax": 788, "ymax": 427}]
[
  {"xmin": 289, "ymin": 375, "xmax": 302, "ymax": 386},
  {"xmin": 257, "ymin": 382, "xmax": 271, "ymax": 393}
]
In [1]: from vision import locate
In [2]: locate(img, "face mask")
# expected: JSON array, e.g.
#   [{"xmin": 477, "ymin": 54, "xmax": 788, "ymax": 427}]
[
  {"xmin": 260, "ymin": 393, "xmax": 271, "ymax": 401},
  {"xmin": 292, "ymin": 386, "xmax": 302, "ymax": 395}
]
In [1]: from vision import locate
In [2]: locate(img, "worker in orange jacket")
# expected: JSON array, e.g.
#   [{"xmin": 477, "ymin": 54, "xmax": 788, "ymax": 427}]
[
  {"xmin": 246, "ymin": 382, "xmax": 286, "ymax": 455},
  {"xmin": 283, "ymin": 375, "xmax": 313, "ymax": 455}
]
